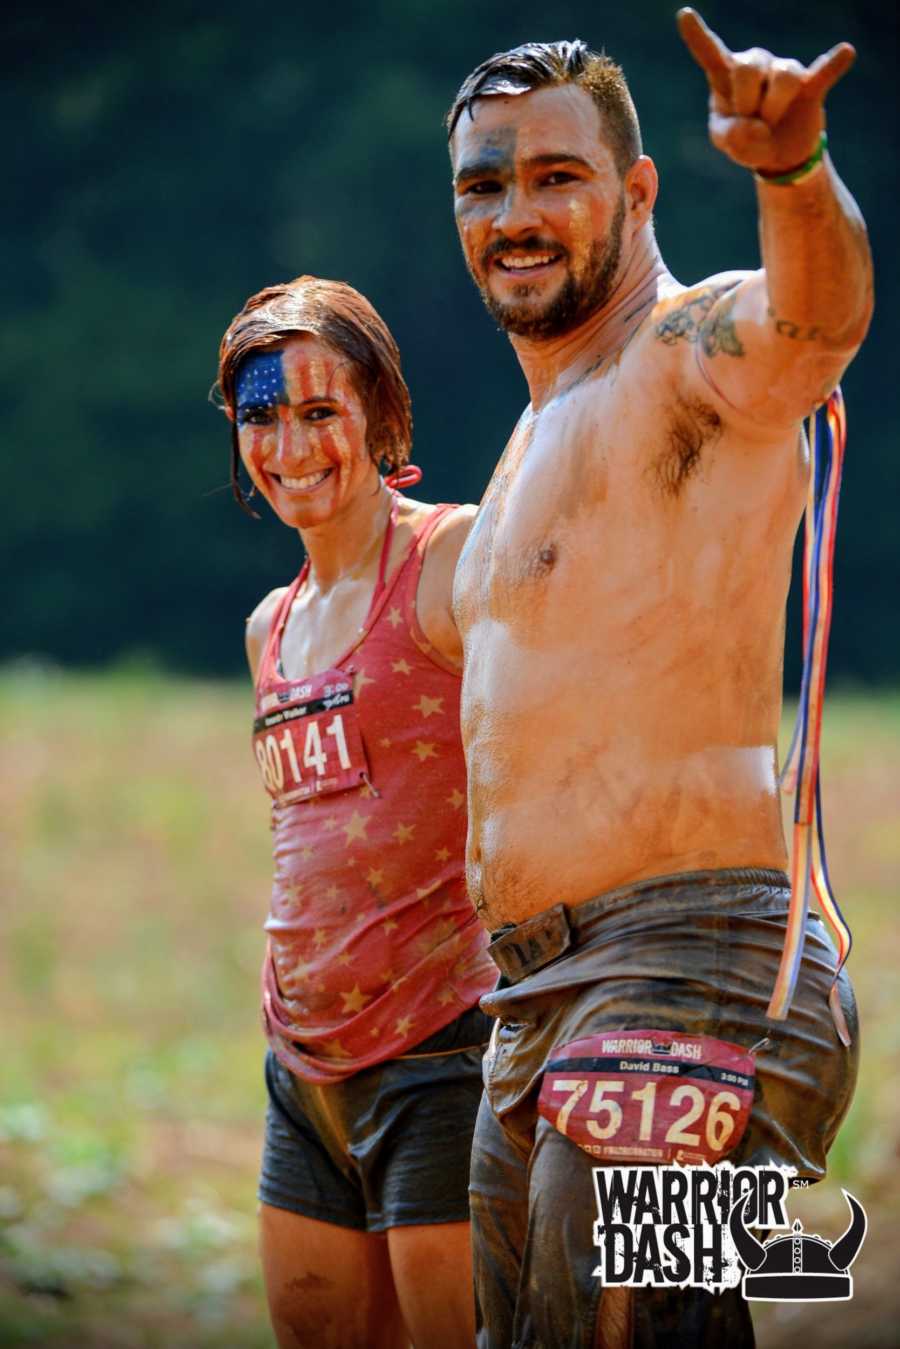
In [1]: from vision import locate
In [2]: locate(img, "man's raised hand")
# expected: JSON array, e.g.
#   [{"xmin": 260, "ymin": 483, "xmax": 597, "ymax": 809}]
[{"xmin": 676, "ymin": 7, "xmax": 855, "ymax": 176}]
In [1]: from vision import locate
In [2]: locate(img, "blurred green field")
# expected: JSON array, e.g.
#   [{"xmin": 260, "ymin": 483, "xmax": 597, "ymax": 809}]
[{"xmin": 1, "ymin": 668, "xmax": 898, "ymax": 1347}]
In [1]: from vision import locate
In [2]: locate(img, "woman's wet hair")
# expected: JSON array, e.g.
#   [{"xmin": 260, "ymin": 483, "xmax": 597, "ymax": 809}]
[
  {"xmin": 216, "ymin": 276, "xmax": 412, "ymax": 514},
  {"xmin": 446, "ymin": 40, "xmax": 642, "ymax": 178}
]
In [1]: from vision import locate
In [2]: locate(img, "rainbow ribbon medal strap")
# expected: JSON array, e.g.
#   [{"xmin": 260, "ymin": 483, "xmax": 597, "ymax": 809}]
[{"xmin": 769, "ymin": 389, "xmax": 852, "ymax": 1045}]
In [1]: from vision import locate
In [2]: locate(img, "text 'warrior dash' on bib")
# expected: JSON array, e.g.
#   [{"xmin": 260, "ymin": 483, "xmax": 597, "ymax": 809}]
[
  {"xmin": 253, "ymin": 670, "xmax": 369, "ymax": 804},
  {"xmin": 538, "ymin": 1029, "xmax": 755, "ymax": 1166}
]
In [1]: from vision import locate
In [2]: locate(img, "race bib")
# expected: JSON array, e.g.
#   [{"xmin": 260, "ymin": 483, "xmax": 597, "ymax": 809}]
[
  {"xmin": 253, "ymin": 670, "xmax": 368, "ymax": 803},
  {"xmin": 537, "ymin": 1029, "xmax": 755, "ymax": 1166}
]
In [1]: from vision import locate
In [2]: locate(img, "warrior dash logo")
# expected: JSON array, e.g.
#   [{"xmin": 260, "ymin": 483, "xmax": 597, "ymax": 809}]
[{"xmin": 591, "ymin": 1164, "xmax": 867, "ymax": 1299}]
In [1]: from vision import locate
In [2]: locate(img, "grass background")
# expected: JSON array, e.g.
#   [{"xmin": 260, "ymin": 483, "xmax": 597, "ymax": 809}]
[{"xmin": 1, "ymin": 668, "xmax": 898, "ymax": 1346}]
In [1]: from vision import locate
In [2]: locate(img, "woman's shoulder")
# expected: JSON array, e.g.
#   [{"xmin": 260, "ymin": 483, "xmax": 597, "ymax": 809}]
[
  {"xmin": 383, "ymin": 499, "xmax": 475, "ymax": 584},
  {"xmin": 245, "ymin": 586, "xmax": 289, "ymax": 682},
  {"xmin": 396, "ymin": 497, "xmax": 477, "ymax": 544}
]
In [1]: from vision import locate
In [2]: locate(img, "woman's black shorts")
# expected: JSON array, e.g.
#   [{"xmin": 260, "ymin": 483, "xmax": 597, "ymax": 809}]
[{"xmin": 259, "ymin": 1004, "xmax": 492, "ymax": 1232}]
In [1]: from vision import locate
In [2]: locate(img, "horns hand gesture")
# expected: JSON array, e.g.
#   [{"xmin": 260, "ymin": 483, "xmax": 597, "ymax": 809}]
[{"xmin": 677, "ymin": 8, "xmax": 855, "ymax": 175}]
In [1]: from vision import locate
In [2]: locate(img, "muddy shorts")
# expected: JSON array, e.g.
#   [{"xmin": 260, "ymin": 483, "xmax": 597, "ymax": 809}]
[
  {"xmin": 259, "ymin": 1003, "xmax": 492, "ymax": 1232},
  {"xmin": 471, "ymin": 868, "xmax": 858, "ymax": 1348}
]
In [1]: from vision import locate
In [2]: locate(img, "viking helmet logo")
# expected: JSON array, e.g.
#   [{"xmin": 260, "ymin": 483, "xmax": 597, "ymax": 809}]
[{"xmin": 729, "ymin": 1189, "xmax": 867, "ymax": 1301}]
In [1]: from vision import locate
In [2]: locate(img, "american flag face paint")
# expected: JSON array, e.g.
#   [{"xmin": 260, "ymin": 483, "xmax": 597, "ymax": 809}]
[
  {"xmin": 236, "ymin": 335, "xmax": 374, "ymax": 530},
  {"xmin": 236, "ymin": 351, "xmax": 286, "ymax": 424}
]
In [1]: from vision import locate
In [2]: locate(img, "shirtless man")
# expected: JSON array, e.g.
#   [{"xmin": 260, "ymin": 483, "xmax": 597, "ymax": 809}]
[{"xmin": 447, "ymin": 10, "xmax": 872, "ymax": 1346}]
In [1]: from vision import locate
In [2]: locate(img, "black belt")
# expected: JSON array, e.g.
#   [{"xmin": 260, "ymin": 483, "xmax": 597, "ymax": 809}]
[{"xmin": 488, "ymin": 904, "xmax": 573, "ymax": 983}]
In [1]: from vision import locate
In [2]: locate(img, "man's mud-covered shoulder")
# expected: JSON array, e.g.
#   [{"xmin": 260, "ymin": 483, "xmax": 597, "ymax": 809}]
[{"xmin": 652, "ymin": 272, "xmax": 753, "ymax": 359}]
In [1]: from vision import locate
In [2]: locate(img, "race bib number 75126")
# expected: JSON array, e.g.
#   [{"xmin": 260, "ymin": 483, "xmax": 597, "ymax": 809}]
[
  {"xmin": 253, "ymin": 670, "xmax": 368, "ymax": 804},
  {"xmin": 537, "ymin": 1030, "xmax": 755, "ymax": 1166}
]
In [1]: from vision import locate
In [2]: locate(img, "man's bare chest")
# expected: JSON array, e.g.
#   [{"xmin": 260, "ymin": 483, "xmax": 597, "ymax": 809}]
[
  {"xmin": 458, "ymin": 386, "xmax": 624, "ymax": 563},
  {"xmin": 455, "ymin": 367, "xmax": 749, "ymax": 640}
]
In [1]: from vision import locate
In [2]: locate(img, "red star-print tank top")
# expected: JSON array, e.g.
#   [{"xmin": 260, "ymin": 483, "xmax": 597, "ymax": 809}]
[{"xmin": 254, "ymin": 498, "xmax": 494, "ymax": 1083}]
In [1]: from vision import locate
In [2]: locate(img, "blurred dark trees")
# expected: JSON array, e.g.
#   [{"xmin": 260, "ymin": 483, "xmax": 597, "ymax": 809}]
[{"xmin": 5, "ymin": 0, "xmax": 897, "ymax": 682}]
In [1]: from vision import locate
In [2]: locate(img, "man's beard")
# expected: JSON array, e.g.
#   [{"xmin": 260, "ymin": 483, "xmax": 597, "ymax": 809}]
[{"xmin": 477, "ymin": 196, "xmax": 626, "ymax": 340}]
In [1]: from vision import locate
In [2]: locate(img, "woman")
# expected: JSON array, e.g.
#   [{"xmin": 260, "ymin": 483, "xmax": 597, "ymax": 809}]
[{"xmin": 216, "ymin": 275, "xmax": 495, "ymax": 1349}]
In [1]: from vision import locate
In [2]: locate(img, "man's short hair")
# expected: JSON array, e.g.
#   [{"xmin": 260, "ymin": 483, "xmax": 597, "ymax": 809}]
[{"xmin": 446, "ymin": 41, "xmax": 642, "ymax": 178}]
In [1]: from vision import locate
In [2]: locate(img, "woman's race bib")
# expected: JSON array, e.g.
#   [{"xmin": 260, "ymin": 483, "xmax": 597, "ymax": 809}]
[{"xmin": 253, "ymin": 669, "xmax": 369, "ymax": 803}]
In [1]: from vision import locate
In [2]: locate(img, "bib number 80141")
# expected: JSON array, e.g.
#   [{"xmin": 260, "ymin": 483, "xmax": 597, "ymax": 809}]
[
  {"xmin": 252, "ymin": 674, "xmax": 368, "ymax": 804},
  {"xmin": 255, "ymin": 714, "xmax": 352, "ymax": 793}
]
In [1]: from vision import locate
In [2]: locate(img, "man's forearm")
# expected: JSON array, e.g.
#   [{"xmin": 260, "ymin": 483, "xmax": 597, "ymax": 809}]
[{"xmin": 757, "ymin": 154, "xmax": 873, "ymax": 354}]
